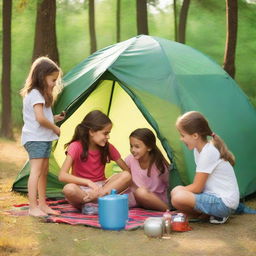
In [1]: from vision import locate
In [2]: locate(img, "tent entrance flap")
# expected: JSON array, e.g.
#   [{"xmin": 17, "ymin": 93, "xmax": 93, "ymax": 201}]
[
  {"xmin": 107, "ymin": 81, "xmax": 115, "ymax": 116},
  {"xmin": 53, "ymin": 80, "xmax": 114, "ymax": 167},
  {"xmin": 53, "ymin": 79, "xmax": 169, "ymax": 177}
]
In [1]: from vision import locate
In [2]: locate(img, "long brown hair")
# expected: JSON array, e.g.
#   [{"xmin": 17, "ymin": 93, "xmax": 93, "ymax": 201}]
[
  {"xmin": 20, "ymin": 56, "xmax": 62, "ymax": 107},
  {"xmin": 130, "ymin": 128, "xmax": 169, "ymax": 177},
  {"xmin": 65, "ymin": 110, "xmax": 112, "ymax": 164},
  {"xmin": 176, "ymin": 111, "xmax": 235, "ymax": 166}
]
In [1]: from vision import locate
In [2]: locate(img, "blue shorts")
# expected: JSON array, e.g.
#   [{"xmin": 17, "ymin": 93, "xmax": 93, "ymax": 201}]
[
  {"xmin": 194, "ymin": 193, "xmax": 235, "ymax": 218},
  {"xmin": 24, "ymin": 141, "xmax": 52, "ymax": 159}
]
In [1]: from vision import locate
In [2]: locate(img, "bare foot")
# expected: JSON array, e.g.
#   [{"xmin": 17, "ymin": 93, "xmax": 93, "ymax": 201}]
[
  {"xmin": 29, "ymin": 207, "xmax": 48, "ymax": 217},
  {"xmin": 39, "ymin": 205, "xmax": 61, "ymax": 215}
]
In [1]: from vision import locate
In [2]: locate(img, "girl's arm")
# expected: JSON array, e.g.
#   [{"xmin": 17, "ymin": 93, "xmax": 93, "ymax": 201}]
[
  {"xmin": 58, "ymin": 154, "xmax": 99, "ymax": 190},
  {"xmin": 115, "ymin": 158, "xmax": 131, "ymax": 172},
  {"xmin": 34, "ymin": 103, "xmax": 60, "ymax": 136},
  {"xmin": 184, "ymin": 172, "xmax": 209, "ymax": 194},
  {"xmin": 160, "ymin": 165, "xmax": 169, "ymax": 185}
]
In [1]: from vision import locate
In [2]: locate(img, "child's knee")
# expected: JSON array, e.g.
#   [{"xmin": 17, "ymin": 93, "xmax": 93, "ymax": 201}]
[
  {"xmin": 120, "ymin": 171, "xmax": 132, "ymax": 183},
  {"xmin": 134, "ymin": 187, "xmax": 148, "ymax": 199},
  {"xmin": 170, "ymin": 185, "xmax": 185, "ymax": 197},
  {"xmin": 171, "ymin": 190, "xmax": 187, "ymax": 207},
  {"xmin": 62, "ymin": 183, "xmax": 77, "ymax": 197}
]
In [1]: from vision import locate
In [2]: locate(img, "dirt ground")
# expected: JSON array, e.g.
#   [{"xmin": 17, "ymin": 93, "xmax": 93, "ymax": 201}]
[{"xmin": 0, "ymin": 136, "xmax": 256, "ymax": 256}]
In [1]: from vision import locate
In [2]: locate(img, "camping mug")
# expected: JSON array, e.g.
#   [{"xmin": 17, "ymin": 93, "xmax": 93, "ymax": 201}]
[{"xmin": 98, "ymin": 189, "xmax": 128, "ymax": 230}]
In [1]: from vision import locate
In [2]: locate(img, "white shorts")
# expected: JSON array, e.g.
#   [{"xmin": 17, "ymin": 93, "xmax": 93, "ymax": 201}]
[{"xmin": 79, "ymin": 180, "xmax": 105, "ymax": 192}]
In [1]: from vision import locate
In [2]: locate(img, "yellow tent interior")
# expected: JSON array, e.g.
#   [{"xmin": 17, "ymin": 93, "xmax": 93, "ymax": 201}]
[{"xmin": 54, "ymin": 80, "xmax": 169, "ymax": 177}]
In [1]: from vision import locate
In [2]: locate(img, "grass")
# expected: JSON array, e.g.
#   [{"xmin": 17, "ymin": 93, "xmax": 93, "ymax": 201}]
[
  {"xmin": 0, "ymin": 161, "xmax": 40, "ymax": 256},
  {"xmin": 1, "ymin": 136, "xmax": 256, "ymax": 256}
]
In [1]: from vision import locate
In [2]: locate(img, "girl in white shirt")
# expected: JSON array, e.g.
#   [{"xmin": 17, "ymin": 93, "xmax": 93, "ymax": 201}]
[
  {"xmin": 171, "ymin": 111, "xmax": 239, "ymax": 224},
  {"xmin": 20, "ymin": 57, "xmax": 65, "ymax": 217}
]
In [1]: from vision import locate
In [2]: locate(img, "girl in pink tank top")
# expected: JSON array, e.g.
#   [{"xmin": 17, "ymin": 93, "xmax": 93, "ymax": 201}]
[{"xmin": 125, "ymin": 128, "xmax": 170, "ymax": 211}]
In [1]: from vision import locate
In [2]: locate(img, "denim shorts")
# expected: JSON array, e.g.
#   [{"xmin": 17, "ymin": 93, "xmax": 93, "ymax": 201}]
[
  {"xmin": 194, "ymin": 193, "xmax": 235, "ymax": 218},
  {"xmin": 24, "ymin": 141, "xmax": 52, "ymax": 159}
]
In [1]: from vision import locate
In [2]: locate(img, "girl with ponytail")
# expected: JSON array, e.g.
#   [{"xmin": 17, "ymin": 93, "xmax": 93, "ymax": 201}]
[
  {"xmin": 125, "ymin": 128, "xmax": 170, "ymax": 211},
  {"xmin": 171, "ymin": 111, "xmax": 239, "ymax": 224}
]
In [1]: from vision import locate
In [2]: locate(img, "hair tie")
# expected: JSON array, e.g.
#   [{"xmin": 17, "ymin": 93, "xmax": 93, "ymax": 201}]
[{"xmin": 211, "ymin": 132, "xmax": 216, "ymax": 138}]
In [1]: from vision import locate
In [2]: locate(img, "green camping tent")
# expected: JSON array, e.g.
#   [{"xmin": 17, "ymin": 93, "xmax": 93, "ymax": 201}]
[{"xmin": 13, "ymin": 35, "xmax": 256, "ymax": 198}]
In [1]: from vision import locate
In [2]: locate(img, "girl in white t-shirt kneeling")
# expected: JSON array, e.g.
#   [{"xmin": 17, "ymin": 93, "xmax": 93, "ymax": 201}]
[{"xmin": 171, "ymin": 111, "xmax": 240, "ymax": 224}]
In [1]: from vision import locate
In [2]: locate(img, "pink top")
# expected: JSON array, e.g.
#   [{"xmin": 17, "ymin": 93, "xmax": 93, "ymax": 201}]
[
  {"xmin": 67, "ymin": 141, "xmax": 121, "ymax": 182},
  {"xmin": 125, "ymin": 154, "xmax": 169, "ymax": 205}
]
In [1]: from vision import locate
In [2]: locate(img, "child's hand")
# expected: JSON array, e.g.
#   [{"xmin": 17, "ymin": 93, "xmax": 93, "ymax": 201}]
[
  {"xmin": 83, "ymin": 189, "xmax": 99, "ymax": 202},
  {"xmin": 53, "ymin": 126, "xmax": 61, "ymax": 136},
  {"xmin": 54, "ymin": 111, "xmax": 66, "ymax": 122},
  {"xmin": 83, "ymin": 181, "xmax": 101, "ymax": 202},
  {"xmin": 98, "ymin": 187, "xmax": 105, "ymax": 197},
  {"xmin": 87, "ymin": 180, "xmax": 99, "ymax": 191}
]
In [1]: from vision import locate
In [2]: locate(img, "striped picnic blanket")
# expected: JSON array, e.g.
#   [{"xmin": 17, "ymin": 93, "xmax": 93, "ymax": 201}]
[{"xmin": 9, "ymin": 199, "xmax": 164, "ymax": 230}]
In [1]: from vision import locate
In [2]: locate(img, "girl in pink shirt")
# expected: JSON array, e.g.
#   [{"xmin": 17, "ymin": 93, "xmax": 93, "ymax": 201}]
[
  {"xmin": 59, "ymin": 110, "xmax": 131, "ymax": 210},
  {"xmin": 125, "ymin": 128, "xmax": 170, "ymax": 211}
]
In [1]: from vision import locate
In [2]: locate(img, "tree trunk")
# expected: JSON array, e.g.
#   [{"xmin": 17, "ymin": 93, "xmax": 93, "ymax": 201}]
[
  {"xmin": 1, "ymin": 0, "xmax": 13, "ymax": 139},
  {"xmin": 136, "ymin": 0, "xmax": 149, "ymax": 35},
  {"xmin": 32, "ymin": 0, "xmax": 59, "ymax": 64},
  {"xmin": 116, "ymin": 0, "xmax": 121, "ymax": 42},
  {"xmin": 89, "ymin": 0, "xmax": 97, "ymax": 54},
  {"xmin": 223, "ymin": 0, "xmax": 238, "ymax": 78},
  {"xmin": 178, "ymin": 0, "xmax": 190, "ymax": 44},
  {"xmin": 173, "ymin": 0, "xmax": 178, "ymax": 41}
]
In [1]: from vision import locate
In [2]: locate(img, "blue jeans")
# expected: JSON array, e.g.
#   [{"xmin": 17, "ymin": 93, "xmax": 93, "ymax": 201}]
[{"xmin": 194, "ymin": 193, "xmax": 235, "ymax": 218}]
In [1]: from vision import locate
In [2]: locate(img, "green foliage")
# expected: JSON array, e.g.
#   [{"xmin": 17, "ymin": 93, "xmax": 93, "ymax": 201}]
[
  {"xmin": 1, "ymin": 0, "xmax": 256, "ymax": 127},
  {"xmin": 148, "ymin": 0, "xmax": 160, "ymax": 6},
  {"xmin": 0, "ymin": 0, "xmax": 36, "ymax": 126},
  {"xmin": 57, "ymin": 0, "xmax": 89, "ymax": 72},
  {"xmin": 187, "ymin": 0, "xmax": 256, "ymax": 101}
]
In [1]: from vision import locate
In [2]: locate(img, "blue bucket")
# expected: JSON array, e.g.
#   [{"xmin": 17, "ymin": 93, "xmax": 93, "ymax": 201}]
[{"xmin": 98, "ymin": 189, "xmax": 128, "ymax": 230}]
